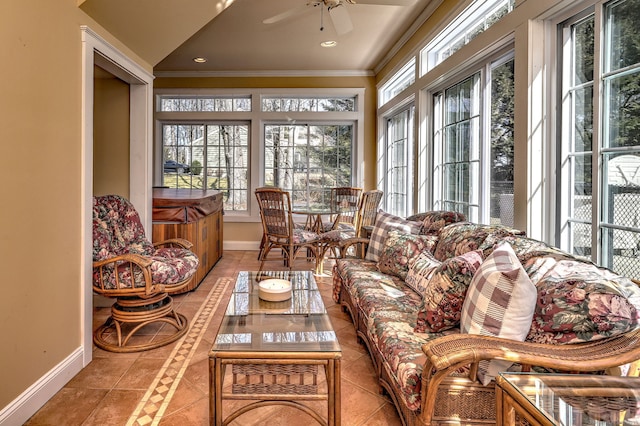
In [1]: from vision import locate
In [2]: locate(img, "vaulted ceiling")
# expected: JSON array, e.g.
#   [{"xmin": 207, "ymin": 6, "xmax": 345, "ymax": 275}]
[{"xmin": 80, "ymin": 0, "xmax": 439, "ymax": 76}]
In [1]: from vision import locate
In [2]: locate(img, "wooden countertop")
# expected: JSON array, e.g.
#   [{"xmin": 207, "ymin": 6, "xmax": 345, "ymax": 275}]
[{"xmin": 152, "ymin": 188, "xmax": 223, "ymax": 223}]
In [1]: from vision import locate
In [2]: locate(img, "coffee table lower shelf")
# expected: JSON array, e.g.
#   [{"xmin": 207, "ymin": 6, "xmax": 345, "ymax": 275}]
[{"xmin": 209, "ymin": 351, "xmax": 341, "ymax": 426}]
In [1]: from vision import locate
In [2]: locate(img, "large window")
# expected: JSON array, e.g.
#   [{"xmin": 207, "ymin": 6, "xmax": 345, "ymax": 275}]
[
  {"xmin": 381, "ymin": 106, "xmax": 414, "ymax": 217},
  {"xmin": 156, "ymin": 90, "xmax": 363, "ymax": 217},
  {"xmin": 264, "ymin": 123, "xmax": 353, "ymax": 208},
  {"xmin": 559, "ymin": 0, "xmax": 640, "ymax": 279},
  {"xmin": 432, "ymin": 55, "xmax": 514, "ymax": 224},
  {"xmin": 433, "ymin": 74, "xmax": 481, "ymax": 220}
]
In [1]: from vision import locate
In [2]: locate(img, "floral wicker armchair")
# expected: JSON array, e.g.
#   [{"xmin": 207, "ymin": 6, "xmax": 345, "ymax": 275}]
[{"xmin": 92, "ymin": 194, "xmax": 199, "ymax": 352}]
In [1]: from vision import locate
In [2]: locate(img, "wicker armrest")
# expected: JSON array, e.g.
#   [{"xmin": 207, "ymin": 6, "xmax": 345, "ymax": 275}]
[
  {"xmin": 422, "ymin": 328, "xmax": 640, "ymax": 373},
  {"xmin": 417, "ymin": 329, "xmax": 640, "ymax": 425},
  {"xmin": 153, "ymin": 238, "xmax": 194, "ymax": 250},
  {"xmin": 93, "ymin": 253, "xmax": 161, "ymax": 296},
  {"xmin": 338, "ymin": 237, "xmax": 370, "ymax": 258}
]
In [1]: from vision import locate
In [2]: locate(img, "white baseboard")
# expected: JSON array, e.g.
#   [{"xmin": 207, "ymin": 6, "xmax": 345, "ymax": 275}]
[
  {"xmin": 223, "ymin": 240, "xmax": 261, "ymax": 251},
  {"xmin": 0, "ymin": 347, "xmax": 84, "ymax": 426}
]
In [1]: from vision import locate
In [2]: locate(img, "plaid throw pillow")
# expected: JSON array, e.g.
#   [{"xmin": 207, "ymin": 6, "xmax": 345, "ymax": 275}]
[
  {"xmin": 460, "ymin": 243, "xmax": 536, "ymax": 385},
  {"xmin": 365, "ymin": 210, "xmax": 421, "ymax": 262}
]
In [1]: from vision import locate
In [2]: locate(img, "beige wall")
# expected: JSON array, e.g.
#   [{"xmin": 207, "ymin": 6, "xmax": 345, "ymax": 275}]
[
  {"xmin": 154, "ymin": 75, "xmax": 378, "ymax": 246},
  {"xmin": 93, "ymin": 69, "xmax": 131, "ymax": 197},
  {"xmin": 0, "ymin": 0, "xmax": 151, "ymax": 410}
]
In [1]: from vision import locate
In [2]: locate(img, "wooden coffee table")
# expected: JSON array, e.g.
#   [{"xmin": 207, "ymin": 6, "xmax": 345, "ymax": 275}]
[{"xmin": 209, "ymin": 271, "xmax": 342, "ymax": 425}]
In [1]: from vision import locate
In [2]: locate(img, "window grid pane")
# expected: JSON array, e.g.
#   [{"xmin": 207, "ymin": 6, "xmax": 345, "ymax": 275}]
[
  {"xmin": 420, "ymin": 0, "xmax": 514, "ymax": 75},
  {"xmin": 161, "ymin": 123, "xmax": 249, "ymax": 211},
  {"xmin": 435, "ymin": 73, "xmax": 480, "ymax": 222},
  {"xmin": 384, "ymin": 106, "xmax": 413, "ymax": 217},
  {"xmin": 262, "ymin": 97, "xmax": 356, "ymax": 112},
  {"xmin": 560, "ymin": 0, "xmax": 640, "ymax": 280},
  {"xmin": 489, "ymin": 58, "xmax": 515, "ymax": 226},
  {"xmin": 206, "ymin": 125, "xmax": 249, "ymax": 212},
  {"xmin": 159, "ymin": 96, "xmax": 251, "ymax": 112},
  {"xmin": 264, "ymin": 124, "xmax": 353, "ymax": 208},
  {"xmin": 162, "ymin": 124, "xmax": 205, "ymax": 190}
]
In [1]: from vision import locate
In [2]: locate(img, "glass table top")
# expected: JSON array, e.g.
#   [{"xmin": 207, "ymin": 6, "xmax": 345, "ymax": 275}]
[
  {"xmin": 212, "ymin": 271, "xmax": 341, "ymax": 353},
  {"xmin": 499, "ymin": 373, "xmax": 640, "ymax": 425}
]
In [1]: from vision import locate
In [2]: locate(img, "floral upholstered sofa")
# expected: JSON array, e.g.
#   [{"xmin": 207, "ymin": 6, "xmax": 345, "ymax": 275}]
[{"xmin": 332, "ymin": 210, "xmax": 640, "ymax": 426}]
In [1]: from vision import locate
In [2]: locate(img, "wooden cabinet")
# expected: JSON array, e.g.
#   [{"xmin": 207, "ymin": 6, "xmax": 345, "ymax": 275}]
[{"xmin": 151, "ymin": 189, "xmax": 223, "ymax": 293}]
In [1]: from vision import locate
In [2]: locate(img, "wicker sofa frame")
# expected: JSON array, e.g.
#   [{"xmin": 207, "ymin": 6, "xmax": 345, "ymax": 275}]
[
  {"xmin": 336, "ymin": 282, "xmax": 640, "ymax": 426},
  {"xmin": 335, "ymin": 221, "xmax": 640, "ymax": 426}
]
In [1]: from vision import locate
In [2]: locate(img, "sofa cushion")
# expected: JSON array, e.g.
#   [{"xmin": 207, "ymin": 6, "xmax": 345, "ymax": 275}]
[
  {"xmin": 433, "ymin": 222, "xmax": 526, "ymax": 262},
  {"xmin": 332, "ymin": 258, "xmax": 377, "ymax": 303},
  {"xmin": 526, "ymin": 259, "xmax": 640, "ymax": 344},
  {"xmin": 460, "ymin": 243, "xmax": 536, "ymax": 385},
  {"xmin": 414, "ymin": 250, "xmax": 484, "ymax": 333},
  {"xmin": 405, "ymin": 251, "xmax": 441, "ymax": 295},
  {"xmin": 405, "ymin": 211, "xmax": 467, "ymax": 235},
  {"xmin": 367, "ymin": 310, "xmax": 461, "ymax": 412},
  {"xmin": 93, "ymin": 246, "xmax": 199, "ymax": 289},
  {"xmin": 419, "ymin": 211, "xmax": 467, "ymax": 235},
  {"xmin": 333, "ymin": 257, "xmax": 423, "ymax": 317},
  {"xmin": 366, "ymin": 211, "xmax": 421, "ymax": 262},
  {"xmin": 377, "ymin": 231, "xmax": 438, "ymax": 280},
  {"xmin": 357, "ymin": 285, "xmax": 424, "ymax": 324}
]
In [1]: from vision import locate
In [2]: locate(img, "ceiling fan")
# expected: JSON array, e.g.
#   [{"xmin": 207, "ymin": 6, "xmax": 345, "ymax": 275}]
[{"xmin": 263, "ymin": 0, "xmax": 417, "ymax": 36}]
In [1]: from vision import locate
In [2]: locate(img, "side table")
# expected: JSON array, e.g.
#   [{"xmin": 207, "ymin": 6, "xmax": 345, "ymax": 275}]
[{"xmin": 496, "ymin": 372, "xmax": 640, "ymax": 425}]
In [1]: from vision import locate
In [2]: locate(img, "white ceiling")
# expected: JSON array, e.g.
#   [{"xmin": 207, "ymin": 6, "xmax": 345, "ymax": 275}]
[{"xmin": 149, "ymin": 0, "xmax": 439, "ymax": 75}]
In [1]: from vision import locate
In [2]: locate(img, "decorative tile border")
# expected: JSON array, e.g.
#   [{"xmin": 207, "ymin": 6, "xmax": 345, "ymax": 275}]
[{"xmin": 126, "ymin": 277, "xmax": 232, "ymax": 426}]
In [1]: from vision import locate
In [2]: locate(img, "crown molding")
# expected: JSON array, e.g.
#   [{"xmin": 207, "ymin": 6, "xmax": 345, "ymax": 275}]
[{"xmin": 153, "ymin": 69, "xmax": 375, "ymax": 78}]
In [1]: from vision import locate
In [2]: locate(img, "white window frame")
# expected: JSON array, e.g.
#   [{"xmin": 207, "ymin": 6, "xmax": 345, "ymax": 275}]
[
  {"xmin": 426, "ymin": 47, "xmax": 514, "ymax": 224},
  {"xmin": 379, "ymin": 58, "xmax": 416, "ymax": 108},
  {"xmin": 155, "ymin": 88, "xmax": 364, "ymax": 222},
  {"xmin": 556, "ymin": 0, "xmax": 640, "ymax": 278},
  {"xmin": 420, "ymin": 0, "xmax": 515, "ymax": 76},
  {"xmin": 378, "ymin": 101, "xmax": 415, "ymax": 217}
]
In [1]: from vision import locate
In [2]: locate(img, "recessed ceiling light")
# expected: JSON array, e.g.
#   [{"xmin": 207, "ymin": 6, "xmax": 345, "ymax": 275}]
[
  {"xmin": 193, "ymin": 57, "xmax": 208, "ymax": 63},
  {"xmin": 320, "ymin": 41, "xmax": 337, "ymax": 48}
]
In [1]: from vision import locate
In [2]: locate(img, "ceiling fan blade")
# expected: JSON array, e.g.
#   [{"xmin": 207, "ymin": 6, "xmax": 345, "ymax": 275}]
[
  {"xmin": 348, "ymin": 0, "xmax": 417, "ymax": 5},
  {"xmin": 329, "ymin": 5, "xmax": 353, "ymax": 35},
  {"xmin": 263, "ymin": 4, "xmax": 315, "ymax": 25}
]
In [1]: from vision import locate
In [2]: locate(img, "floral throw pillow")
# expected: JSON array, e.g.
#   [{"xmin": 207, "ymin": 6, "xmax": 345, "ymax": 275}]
[
  {"xmin": 414, "ymin": 249, "xmax": 484, "ymax": 333},
  {"xmin": 404, "ymin": 251, "xmax": 441, "ymax": 295},
  {"xmin": 460, "ymin": 243, "xmax": 536, "ymax": 385},
  {"xmin": 377, "ymin": 231, "xmax": 438, "ymax": 281},
  {"xmin": 526, "ymin": 259, "xmax": 640, "ymax": 344},
  {"xmin": 365, "ymin": 210, "xmax": 422, "ymax": 262},
  {"xmin": 419, "ymin": 211, "xmax": 467, "ymax": 235}
]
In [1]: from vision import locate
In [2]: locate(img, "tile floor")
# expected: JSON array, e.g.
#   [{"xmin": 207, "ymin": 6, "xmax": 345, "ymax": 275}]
[{"xmin": 25, "ymin": 251, "xmax": 403, "ymax": 425}]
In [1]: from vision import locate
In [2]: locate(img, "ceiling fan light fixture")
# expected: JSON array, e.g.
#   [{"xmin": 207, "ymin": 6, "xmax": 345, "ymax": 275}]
[
  {"xmin": 193, "ymin": 57, "xmax": 208, "ymax": 63},
  {"xmin": 321, "ymin": 40, "xmax": 338, "ymax": 47}
]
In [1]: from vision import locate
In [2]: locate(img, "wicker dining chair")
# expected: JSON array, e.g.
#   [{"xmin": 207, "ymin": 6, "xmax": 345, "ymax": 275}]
[
  {"xmin": 255, "ymin": 187, "xmax": 324, "ymax": 271},
  {"xmin": 355, "ymin": 189, "xmax": 383, "ymax": 239},
  {"xmin": 92, "ymin": 194, "xmax": 199, "ymax": 352},
  {"xmin": 322, "ymin": 189, "xmax": 383, "ymax": 258},
  {"xmin": 324, "ymin": 186, "xmax": 363, "ymax": 232}
]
